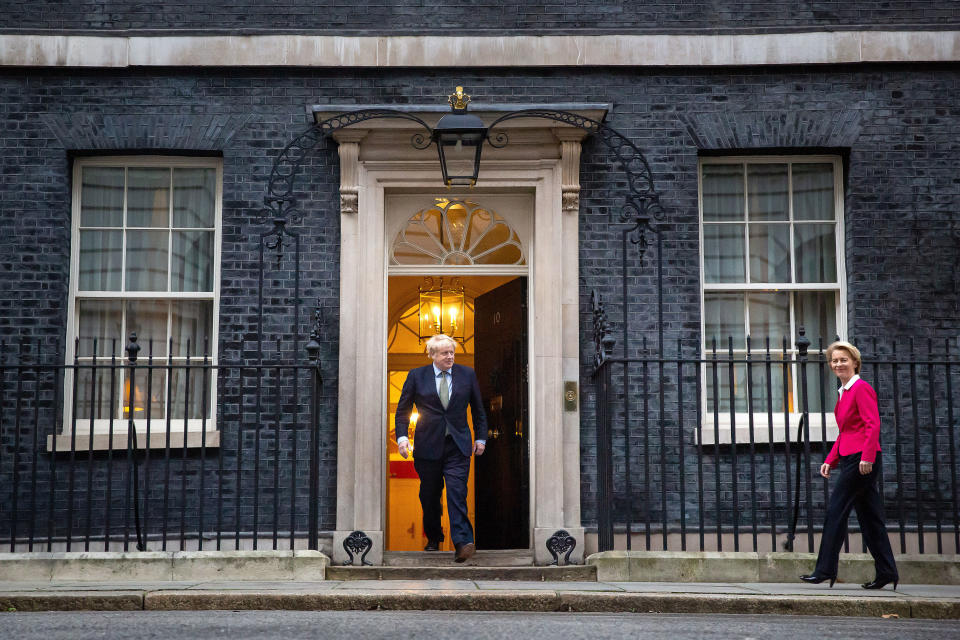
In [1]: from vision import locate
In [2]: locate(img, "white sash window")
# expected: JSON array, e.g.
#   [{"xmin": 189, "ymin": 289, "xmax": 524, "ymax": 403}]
[
  {"xmin": 699, "ymin": 156, "xmax": 846, "ymax": 443},
  {"xmin": 65, "ymin": 157, "xmax": 222, "ymax": 438}
]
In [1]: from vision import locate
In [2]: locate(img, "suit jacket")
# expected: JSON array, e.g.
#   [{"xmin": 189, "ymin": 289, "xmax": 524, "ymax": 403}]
[
  {"xmin": 824, "ymin": 378, "xmax": 883, "ymax": 467},
  {"xmin": 395, "ymin": 363, "xmax": 488, "ymax": 460}
]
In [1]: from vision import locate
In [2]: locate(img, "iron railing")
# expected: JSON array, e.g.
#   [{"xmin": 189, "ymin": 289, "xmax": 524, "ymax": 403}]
[
  {"xmin": 0, "ymin": 334, "xmax": 324, "ymax": 552},
  {"xmin": 592, "ymin": 329, "xmax": 960, "ymax": 555},
  {"xmin": 4, "ymin": 328, "xmax": 958, "ymax": 555}
]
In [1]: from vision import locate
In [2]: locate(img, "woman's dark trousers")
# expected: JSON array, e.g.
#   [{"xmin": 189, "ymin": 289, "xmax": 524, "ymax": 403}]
[{"xmin": 813, "ymin": 451, "xmax": 898, "ymax": 580}]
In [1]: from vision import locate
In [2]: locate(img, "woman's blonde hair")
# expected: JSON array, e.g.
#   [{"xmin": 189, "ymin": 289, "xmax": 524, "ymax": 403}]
[{"xmin": 825, "ymin": 340, "xmax": 862, "ymax": 374}]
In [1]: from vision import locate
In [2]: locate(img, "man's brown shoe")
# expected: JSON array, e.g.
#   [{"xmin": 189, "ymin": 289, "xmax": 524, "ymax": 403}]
[{"xmin": 454, "ymin": 542, "xmax": 475, "ymax": 563}]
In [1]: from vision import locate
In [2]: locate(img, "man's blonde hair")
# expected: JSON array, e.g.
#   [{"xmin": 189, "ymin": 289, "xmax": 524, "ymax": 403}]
[
  {"xmin": 826, "ymin": 340, "xmax": 862, "ymax": 374},
  {"xmin": 426, "ymin": 334, "xmax": 458, "ymax": 356}
]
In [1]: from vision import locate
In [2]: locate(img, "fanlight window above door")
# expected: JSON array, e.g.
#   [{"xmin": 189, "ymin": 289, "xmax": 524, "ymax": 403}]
[{"xmin": 391, "ymin": 198, "xmax": 525, "ymax": 265}]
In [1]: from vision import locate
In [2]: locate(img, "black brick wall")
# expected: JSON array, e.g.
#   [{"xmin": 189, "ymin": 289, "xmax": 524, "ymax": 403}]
[
  {"xmin": 1, "ymin": 65, "xmax": 958, "ymax": 541},
  {"xmin": 0, "ymin": 1, "xmax": 957, "ymax": 33}
]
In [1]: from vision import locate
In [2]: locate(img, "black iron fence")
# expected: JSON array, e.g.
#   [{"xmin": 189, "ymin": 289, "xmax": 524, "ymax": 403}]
[
  {"xmin": 0, "ymin": 334, "xmax": 324, "ymax": 552},
  {"xmin": 5, "ymin": 325, "xmax": 959, "ymax": 556},
  {"xmin": 593, "ymin": 329, "xmax": 960, "ymax": 555}
]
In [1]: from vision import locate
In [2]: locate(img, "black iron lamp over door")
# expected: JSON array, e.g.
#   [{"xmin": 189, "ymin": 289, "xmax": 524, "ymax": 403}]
[{"xmin": 431, "ymin": 87, "xmax": 488, "ymax": 187}]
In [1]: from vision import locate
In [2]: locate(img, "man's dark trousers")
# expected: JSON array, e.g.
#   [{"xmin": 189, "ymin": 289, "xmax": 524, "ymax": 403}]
[{"xmin": 413, "ymin": 435, "xmax": 473, "ymax": 545}]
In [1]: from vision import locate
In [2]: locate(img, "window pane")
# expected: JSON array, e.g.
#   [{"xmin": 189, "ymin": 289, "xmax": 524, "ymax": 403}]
[
  {"xmin": 704, "ymin": 293, "xmax": 745, "ymax": 349},
  {"xmin": 172, "ymin": 230, "xmax": 214, "ymax": 292},
  {"xmin": 705, "ymin": 362, "xmax": 747, "ymax": 413},
  {"xmin": 702, "ymin": 164, "xmax": 744, "ymax": 221},
  {"xmin": 464, "ymin": 207, "xmax": 493, "ymax": 254},
  {"xmin": 127, "ymin": 168, "xmax": 170, "ymax": 228},
  {"xmin": 169, "ymin": 364, "xmax": 211, "ymax": 420},
  {"xmin": 79, "ymin": 230, "xmax": 122, "ymax": 291},
  {"xmin": 126, "ymin": 230, "xmax": 168, "ymax": 291},
  {"xmin": 126, "ymin": 299, "xmax": 168, "ymax": 356},
  {"xmin": 122, "ymin": 367, "xmax": 166, "ymax": 420},
  {"xmin": 475, "ymin": 243, "xmax": 523, "ymax": 265},
  {"xmin": 793, "ymin": 163, "xmax": 835, "ymax": 221},
  {"xmin": 80, "ymin": 167, "xmax": 124, "ymax": 227},
  {"xmin": 394, "ymin": 211, "xmax": 445, "ymax": 265},
  {"xmin": 748, "ymin": 292, "xmax": 790, "ymax": 348},
  {"xmin": 471, "ymin": 221, "xmax": 510, "ymax": 260},
  {"xmin": 77, "ymin": 300, "xmax": 122, "ymax": 357},
  {"xmin": 747, "ymin": 164, "xmax": 788, "ymax": 221},
  {"xmin": 445, "ymin": 202, "xmax": 468, "ymax": 251},
  {"xmin": 703, "ymin": 224, "xmax": 745, "ymax": 283},
  {"xmin": 76, "ymin": 364, "xmax": 119, "ymax": 421},
  {"xmin": 794, "ymin": 223, "xmax": 837, "ymax": 282},
  {"xmin": 173, "ymin": 168, "xmax": 216, "ymax": 228},
  {"xmin": 707, "ymin": 359, "xmax": 792, "ymax": 415},
  {"xmin": 748, "ymin": 223, "xmax": 790, "ymax": 282},
  {"xmin": 747, "ymin": 358, "xmax": 789, "ymax": 414},
  {"xmin": 795, "ymin": 291, "xmax": 837, "ymax": 348},
  {"xmin": 172, "ymin": 300, "xmax": 213, "ymax": 357}
]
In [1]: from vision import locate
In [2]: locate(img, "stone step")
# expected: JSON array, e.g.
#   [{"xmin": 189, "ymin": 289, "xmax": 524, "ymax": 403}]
[
  {"xmin": 325, "ymin": 564, "xmax": 597, "ymax": 581},
  {"xmin": 383, "ymin": 550, "xmax": 535, "ymax": 567}
]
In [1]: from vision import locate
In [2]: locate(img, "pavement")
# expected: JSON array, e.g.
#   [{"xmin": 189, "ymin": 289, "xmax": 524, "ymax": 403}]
[{"xmin": 2, "ymin": 579, "xmax": 959, "ymax": 619}]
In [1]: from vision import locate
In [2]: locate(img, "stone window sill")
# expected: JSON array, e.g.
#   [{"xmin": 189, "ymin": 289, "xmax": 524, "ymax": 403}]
[
  {"xmin": 695, "ymin": 413, "xmax": 839, "ymax": 446},
  {"xmin": 47, "ymin": 430, "xmax": 220, "ymax": 452}
]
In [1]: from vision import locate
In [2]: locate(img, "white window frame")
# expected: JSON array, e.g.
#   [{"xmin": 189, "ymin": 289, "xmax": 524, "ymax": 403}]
[
  {"xmin": 61, "ymin": 156, "xmax": 222, "ymax": 444},
  {"xmin": 697, "ymin": 155, "xmax": 847, "ymax": 445}
]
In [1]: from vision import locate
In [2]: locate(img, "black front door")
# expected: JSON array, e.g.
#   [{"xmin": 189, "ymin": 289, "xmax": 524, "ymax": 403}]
[{"xmin": 473, "ymin": 277, "xmax": 529, "ymax": 549}]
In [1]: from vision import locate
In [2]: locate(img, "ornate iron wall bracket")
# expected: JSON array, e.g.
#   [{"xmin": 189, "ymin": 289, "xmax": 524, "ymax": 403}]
[
  {"xmin": 264, "ymin": 109, "xmax": 433, "ymax": 225},
  {"xmin": 486, "ymin": 109, "xmax": 664, "ymax": 231},
  {"xmin": 259, "ymin": 217, "xmax": 299, "ymax": 268},
  {"xmin": 342, "ymin": 530, "xmax": 374, "ymax": 566},
  {"xmin": 546, "ymin": 529, "xmax": 577, "ymax": 566}
]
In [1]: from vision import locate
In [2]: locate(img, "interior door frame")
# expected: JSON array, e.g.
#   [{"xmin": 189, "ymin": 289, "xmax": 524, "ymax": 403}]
[{"xmin": 386, "ymin": 193, "xmax": 532, "ymax": 552}]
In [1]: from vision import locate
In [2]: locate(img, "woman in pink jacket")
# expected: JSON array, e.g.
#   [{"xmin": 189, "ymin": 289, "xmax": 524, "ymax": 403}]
[{"xmin": 800, "ymin": 341, "xmax": 899, "ymax": 590}]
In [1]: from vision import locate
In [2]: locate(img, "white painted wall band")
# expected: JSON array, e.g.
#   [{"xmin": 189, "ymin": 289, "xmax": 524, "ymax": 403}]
[{"xmin": 1, "ymin": 31, "xmax": 958, "ymax": 68}]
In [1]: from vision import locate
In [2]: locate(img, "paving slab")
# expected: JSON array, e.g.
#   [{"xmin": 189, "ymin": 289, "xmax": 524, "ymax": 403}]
[
  {"xmin": 607, "ymin": 582, "xmax": 762, "ymax": 594},
  {"xmin": 738, "ymin": 582, "xmax": 912, "ymax": 598},
  {"xmin": 894, "ymin": 584, "xmax": 960, "ymax": 598},
  {"xmin": 41, "ymin": 581, "xmax": 198, "ymax": 591},
  {"xmin": 476, "ymin": 581, "xmax": 623, "ymax": 591}
]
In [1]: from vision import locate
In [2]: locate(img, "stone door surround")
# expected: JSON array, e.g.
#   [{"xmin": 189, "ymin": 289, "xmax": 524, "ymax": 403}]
[{"xmin": 325, "ymin": 104, "xmax": 605, "ymax": 564}]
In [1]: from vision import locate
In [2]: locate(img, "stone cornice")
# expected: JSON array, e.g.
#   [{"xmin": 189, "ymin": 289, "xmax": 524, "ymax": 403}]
[{"xmin": 1, "ymin": 31, "xmax": 958, "ymax": 68}]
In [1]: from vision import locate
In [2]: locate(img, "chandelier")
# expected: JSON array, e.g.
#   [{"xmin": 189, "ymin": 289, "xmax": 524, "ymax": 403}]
[{"xmin": 418, "ymin": 277, "xmax": 465, "ymax": 343}]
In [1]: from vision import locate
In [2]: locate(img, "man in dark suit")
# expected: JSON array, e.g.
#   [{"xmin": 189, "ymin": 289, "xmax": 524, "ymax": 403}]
[{"xmin": 396, "ymin": 334, "xmax": 487, "ymax": 562}]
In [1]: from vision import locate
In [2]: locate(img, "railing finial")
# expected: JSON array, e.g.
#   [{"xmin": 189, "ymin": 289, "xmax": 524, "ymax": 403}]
[
  {"xmin": 125, "ymin": 332, "xmax": 140, "ymax": 363},
  {"xmin": 796, "ymin": 326, "xmax": 810, "ymax": 358}
]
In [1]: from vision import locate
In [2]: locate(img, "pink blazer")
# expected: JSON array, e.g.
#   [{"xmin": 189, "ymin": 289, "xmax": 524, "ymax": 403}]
[{"xmin": 824, "ymin": 379, "xmax": 882, "ymax": 467}]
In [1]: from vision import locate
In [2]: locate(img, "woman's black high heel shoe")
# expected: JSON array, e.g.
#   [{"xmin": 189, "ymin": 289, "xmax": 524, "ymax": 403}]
[
  {"xmin": 799, "ymin": 574, "xmax": 836, "ymax": 588},
  {"xmin": 862, "ymin": 575, "xmax": 898, "ymax": 590}
]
